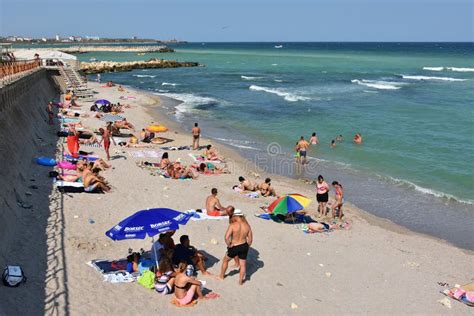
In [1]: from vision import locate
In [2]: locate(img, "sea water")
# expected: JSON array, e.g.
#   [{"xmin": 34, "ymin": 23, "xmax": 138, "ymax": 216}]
[{"xmin": 77, "ymin": 42, "xmax": 474, "ymax": 249}]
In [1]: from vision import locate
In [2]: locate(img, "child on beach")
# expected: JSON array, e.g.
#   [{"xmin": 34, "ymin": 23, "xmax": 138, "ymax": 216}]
[
  {"xmin": 331, "ymin": 181, "xmax": 344, "ymax": 220},
  {"xmin": 99, "ymin": 127, "xmax": 116, "ymax": 160}
]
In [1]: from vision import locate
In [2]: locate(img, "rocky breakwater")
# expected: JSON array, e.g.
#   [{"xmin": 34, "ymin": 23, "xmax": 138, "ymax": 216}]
[
  {"xmin": 80, "ymin": 58, "xmax": 200, "ymax": 74},
  {"xmin": 61, "ymin": 45, "xmax": 174, "ymax": 53}
]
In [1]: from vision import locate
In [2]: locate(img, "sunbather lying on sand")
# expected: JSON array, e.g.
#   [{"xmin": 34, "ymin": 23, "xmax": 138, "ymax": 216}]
[
  {"xmin": 192, "ymin": 162, "xmax": 230, "ymax": 174},
  {"xmin": 167, "ymin": 162, "xmax": 198, "ymax": 180},
  {"xmin": 57, "ymin": 162, "xmax": 85, "ymax": 182},
  {"xmin": 118, "ymin": 136, "xmax": 154, "ymax": 148},
  {"xmin": 237, "ymin": 176, "xmax": 257, "ymax": 191},
  {"xmin": 305, "ymin": 221, "xmax": 337, "ymax": 233},
  {"xmin": 114, "ymin": 118, "xmax": 135, "ymax": 131}
]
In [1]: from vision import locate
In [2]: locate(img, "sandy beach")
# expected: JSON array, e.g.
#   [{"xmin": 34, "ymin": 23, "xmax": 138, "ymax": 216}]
[{"xmin": 1, "ymin": 81, "xmax": 473, "ymax": 315}]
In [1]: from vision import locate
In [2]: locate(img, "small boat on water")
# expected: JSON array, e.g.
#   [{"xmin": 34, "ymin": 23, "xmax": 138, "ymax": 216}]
[
  {"xmin": 274, "ymin": 45, "xmax": 283, "ymax": 49},
  {"xmin": 89, "ymin": 57, "xmax": 98, "ymax": 62}
]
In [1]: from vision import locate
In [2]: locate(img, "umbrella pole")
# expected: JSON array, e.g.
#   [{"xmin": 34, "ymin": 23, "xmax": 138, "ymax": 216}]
[{"xmin": 152, "ymin": 237, "xmax": 159, "ymax": 268}]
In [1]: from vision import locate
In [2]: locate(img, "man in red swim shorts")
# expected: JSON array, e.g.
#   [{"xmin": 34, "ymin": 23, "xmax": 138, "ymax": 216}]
[{"xmin": 205, "ymin": 188, "xmax": 228, "ymax": 216}]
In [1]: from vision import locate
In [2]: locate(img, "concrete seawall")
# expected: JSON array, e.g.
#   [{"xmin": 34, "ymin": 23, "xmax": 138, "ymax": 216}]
[{"xmin": 0, "ymin": 69, "xmax": 66, "ymax": 313}]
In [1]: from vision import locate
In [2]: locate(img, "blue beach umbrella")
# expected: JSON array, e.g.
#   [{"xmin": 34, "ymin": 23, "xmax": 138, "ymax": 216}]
[
  {"xmin": 94, "ymin": 99, "xmax": 111, "ymax": 106},
  {"xmin": 106, "ymin": 208, "xmax": 192, "ymax": 265}
]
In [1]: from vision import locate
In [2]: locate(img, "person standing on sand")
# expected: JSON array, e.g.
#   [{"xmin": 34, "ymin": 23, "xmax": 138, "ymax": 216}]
[
  {"xmin": 205, "ymin": 188, "xmax": 228, "ymax": 216},
  {"xmin": 331, "ymin": 181, "xmax": 344, "ymax": 221},
  {"xmin": 192, "ymin": 122, "xmax": 201, "ymax": 150},
  {"xmin": 99, "ymin": 126, "xmax": 116, "ymax": 161},
  {"xmin": 297, "ymin": 136, "xmax": 310, "ymax": 164},
  {"xmin": 316, "ymin": 175, "xmax": 329, "ymax": 217},
  {"xmin": 219, "ymin": 209, "xmax": 253, "ymax": 285},
  {"xmin": 46, "ymin": 101, "xmax": 54, "ymax": 125}
]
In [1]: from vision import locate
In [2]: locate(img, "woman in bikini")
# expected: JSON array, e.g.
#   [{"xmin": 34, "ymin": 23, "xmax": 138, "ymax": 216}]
[
  {"xmin": 331, "ymin": 181, "xmax": 344, "ymax": 220},
  {"xmin": 173, "ymin": 261, "xmax": 205, "ymax": 305},
  {"xmin": 316, "ymin": 175, "xmax": 330, "ymax": 217}
]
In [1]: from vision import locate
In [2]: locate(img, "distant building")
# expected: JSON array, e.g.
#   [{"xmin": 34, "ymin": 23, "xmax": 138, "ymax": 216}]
[
  {"xmin": 41, "ymin": 37, "xmax": 47, "ymax": 42},
  {"xmin": 132, "ymin": 36, "xmax": 138, "ymax": 40},
  {"xmin": 85, "ymin": 36, "xmax": 100, "ymax": 41},
  {"xmin": 55, "ymin": 34, "xmax": 60, "ymax": 41}
]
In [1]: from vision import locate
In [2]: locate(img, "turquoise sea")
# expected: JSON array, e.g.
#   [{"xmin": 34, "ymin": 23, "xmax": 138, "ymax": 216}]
[{"xmin": 73, "ymin": 42, "xmax": 474, "ymax": 249}]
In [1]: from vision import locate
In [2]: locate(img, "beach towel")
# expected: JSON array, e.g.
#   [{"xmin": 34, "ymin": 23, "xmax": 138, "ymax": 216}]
[
  {"xmin": 162, "ymin": 146, "xmax": 192, "ymax": 151},
  {"xmin": 443, "ymin": 283, "xmax": 474, "ymax": 307},
  {"xmin": 60, "ymin": 117, "xmax": 81, "ymax": 123},
  {"xmin": 99, "ymin": 114, "xmax": 124, "ymax": 122},
  {"xmin": 54, "ymin": 180, "xmax": 84, "ymax": 188},
  {"xmin": 54, "ymin": 180, "xmax": 84, "ymax": 193},
  {"xmin": 188, "ymin": 153, "xmax": 223, "ymax": 164},
  {"xmin": 128, "ymin": 150, "xmax": 163, "ymax": 158},
  {"xmin": 151, "ymin": 137, "xmax": 173, "ymax": 145},
  {"xmin": 185, "ymin": 210, "xmax": 228, "ymax": 221},
  {"xmin": 64, "ymin": 154, "xmax": 99, "ymax": 162},
  {"xmin": 87, "ymin": 259, "xmax": 138, "ymax": 283},
  {"xmin": 80, "ymin": 142, "xmax": 101, "ymax": 148}
]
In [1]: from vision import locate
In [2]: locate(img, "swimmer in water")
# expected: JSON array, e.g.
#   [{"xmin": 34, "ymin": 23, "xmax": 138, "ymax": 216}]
[
  {"xmin": 330, "ymin": 140, "xmax": 336, "ymax": 148},
  {"xmin": 353, "ymin": 133, "xmax": 362, "ymax": 144},
  {"xmin": 309, "ymin": 132, "xmax": 318, "ymax": 145}
]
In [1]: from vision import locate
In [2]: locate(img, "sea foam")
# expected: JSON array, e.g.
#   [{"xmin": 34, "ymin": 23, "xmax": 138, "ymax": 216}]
[
  {"xmin": 351, "ymin": 79, "xmax": 402, "ymax": 90},
  {"xmin": 133, "ymin": 74, "xmax": 156, "ymax": 78},
  {"xmin": 162, "ymin": 82, "xmax": 179, "ymax": 86},
  {"xmin": 249, "ymin": 85, "xmax": 310, "ymax": 102},
  {"xmin": 154, "ymin": 92, "xmax": 218, "ymax": 115},
  {"xmin": 241, "ymin": 75, "xmax": 263, "ymax": 80},
  {"xmin": 422, "ymin": 67, "xmax": 444, "ymax": 71},
  {"xmin": 401, "ymin": 75, "xmax": 466, "ymax": 82},
  {"xmin": 446, "ymin": 67, "xmax": 474, "ymax": 72}
]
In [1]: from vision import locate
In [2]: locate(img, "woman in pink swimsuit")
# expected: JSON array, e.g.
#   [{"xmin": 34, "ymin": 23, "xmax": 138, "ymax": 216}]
[
  {"xmin": 173, "ymin": 261, "xmax": 205, "ymax": 305},
  {"xmin": 316, "ymin": 175, "xmax": 329, "ymax": 217}
]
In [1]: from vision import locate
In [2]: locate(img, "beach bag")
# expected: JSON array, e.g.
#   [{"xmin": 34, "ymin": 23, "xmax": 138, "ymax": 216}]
[
  {"xmin": 137, "ymin": 270, "xmax": 155, "ymax": 289},
  {"xmin": 2, "ymin": 265, "xmax": 26, "ymax": 287}
]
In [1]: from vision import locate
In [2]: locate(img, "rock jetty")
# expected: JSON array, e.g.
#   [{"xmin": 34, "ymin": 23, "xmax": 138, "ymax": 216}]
[
  {"xmin": 80, "ymin": 59, "xmax": 200, "ymax": 74},
  {"xmin": 61, "ymin": 45, "xmax": 174, "ymax": 53}
]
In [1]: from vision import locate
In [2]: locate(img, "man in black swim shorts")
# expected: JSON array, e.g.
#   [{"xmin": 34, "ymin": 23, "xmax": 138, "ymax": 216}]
[{"xmin": 219, "ymin": 209, "xmax": 253, "ymax": 285}]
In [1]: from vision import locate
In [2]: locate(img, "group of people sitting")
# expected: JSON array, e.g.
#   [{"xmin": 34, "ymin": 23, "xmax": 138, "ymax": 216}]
[
  {"xmin": 91, "ymin": 102, "xmax": 126, "ymax": 114},
  {"xmin": 234, "ymin": 176, "xmax": 277, "ymax": 197},
  {"xmin": 126, "ymin": 232, "xmax": 213, "ymax": 305},
  {"xmin": 57, "ymin": 158, "xmax": 111, "ymax": 193}
]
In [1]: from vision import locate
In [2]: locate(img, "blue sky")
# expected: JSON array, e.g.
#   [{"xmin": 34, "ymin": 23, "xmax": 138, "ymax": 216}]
[{"xmin": 1, "ymin": 0, "xmax": 473, "ymax": 41}]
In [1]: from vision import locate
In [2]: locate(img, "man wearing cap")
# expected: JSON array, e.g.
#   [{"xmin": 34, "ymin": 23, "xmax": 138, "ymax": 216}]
[{"xmin": 219, "ymin": 209, "xmax": 253, "ymax": 285}]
